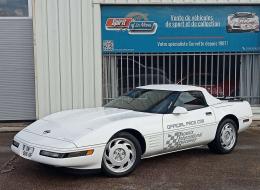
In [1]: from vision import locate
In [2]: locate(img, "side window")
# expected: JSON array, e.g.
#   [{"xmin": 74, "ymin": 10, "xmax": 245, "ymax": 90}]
[
  {"xmin": 174, "ymin": 91, "xmax": 207, "ymax": 111},
  {"xmin": 149, "ymin": 92, "xmax": 179, "ymax": 114}
]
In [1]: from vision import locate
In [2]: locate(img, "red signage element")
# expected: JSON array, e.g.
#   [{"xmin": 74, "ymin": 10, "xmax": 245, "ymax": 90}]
[{"xmin": 106, "ymin": 18, "xmax": 133, "ymax": 30}]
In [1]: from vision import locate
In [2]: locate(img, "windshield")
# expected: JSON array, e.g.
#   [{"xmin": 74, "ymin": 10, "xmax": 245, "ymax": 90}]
[
  {"xmin": 104, "ymin": 88, "xmax": 180, "ymax": 114},
  {"xmin": 234, "ymin": 13, "xmax": 254, "ymax": 18}
]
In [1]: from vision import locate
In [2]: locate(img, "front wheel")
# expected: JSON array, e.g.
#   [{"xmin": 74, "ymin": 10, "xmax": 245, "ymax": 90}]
[
  {"xmin": 208, "ymin": 119, "xmax": 238, "ymax": 154},
  {"xmin": 102, "ymin": 132, "xmax": 141, "ymax": 177}
]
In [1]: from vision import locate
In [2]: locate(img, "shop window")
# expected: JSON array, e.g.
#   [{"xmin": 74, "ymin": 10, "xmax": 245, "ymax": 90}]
[
  {"xmin": 240, "ymin": 55, "xmax": 260, "ymax": 105},
  {"xmin": 103, "ymin": 53, "xmax": 260, "ymax": 106},
  {"xmin": 0, "ymin": 0, "xmax": 29, "ymax": 17}
]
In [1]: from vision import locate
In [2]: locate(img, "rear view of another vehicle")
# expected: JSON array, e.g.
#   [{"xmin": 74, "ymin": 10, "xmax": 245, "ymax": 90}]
[{"xmin": 227, "ymin": 12, "xmax": 260, "ymax": 32}]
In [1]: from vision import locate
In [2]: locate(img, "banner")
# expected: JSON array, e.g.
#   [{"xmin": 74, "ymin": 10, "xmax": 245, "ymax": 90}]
[{"xmin": 101, "ymin": 6, "xmax": 260, "ymax": 53}]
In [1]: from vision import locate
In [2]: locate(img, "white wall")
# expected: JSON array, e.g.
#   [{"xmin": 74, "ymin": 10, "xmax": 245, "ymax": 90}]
[
  {"xmin": 33, "ymin": 0, "xmax": 102, "ymax": 118},
  {"xmin": 33, "ymin": 0, "xmax": 260, "ymax": 119}
]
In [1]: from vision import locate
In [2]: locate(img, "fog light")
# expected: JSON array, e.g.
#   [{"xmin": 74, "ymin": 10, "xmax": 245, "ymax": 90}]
[
  {"xmin": 40, "ymin": 150, "xmax": 65, "ymax": 158},
  {"xmin": 67, "ymin": 149, "xmax": 94, "ymax": 158},
  {"xmin": 66, "ymin": 151, "xmax": 86, "ymax": 158},
  {"xmin": 40, "ymin": 149, "xmax": 94, "ymax": 159}
]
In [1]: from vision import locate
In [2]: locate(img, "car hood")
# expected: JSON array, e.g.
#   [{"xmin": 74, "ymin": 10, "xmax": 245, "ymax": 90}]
[
  {"xmin": 23, "ymin": 107, "xmax": 149, "ymax": 144},
  {"xmin": 231, "ymin": 17, "xmax": 258, "ymax": 24}
]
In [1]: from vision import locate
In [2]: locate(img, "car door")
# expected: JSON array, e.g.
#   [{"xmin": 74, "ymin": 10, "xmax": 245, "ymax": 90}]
[{"xmin": 163, "ymin": 91, "xmax": 217, "ymax": 152}]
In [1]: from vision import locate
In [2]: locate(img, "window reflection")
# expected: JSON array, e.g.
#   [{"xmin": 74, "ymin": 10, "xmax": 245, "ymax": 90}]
[{"xmin": 0, "ymin": 0, "xmax": 28, "ymax": 17}]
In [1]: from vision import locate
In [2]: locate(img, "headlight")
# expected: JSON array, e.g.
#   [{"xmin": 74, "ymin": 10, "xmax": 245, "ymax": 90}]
[{"xmin": 40, "ymin": 149, "xmax": 94, "ymax": 159}]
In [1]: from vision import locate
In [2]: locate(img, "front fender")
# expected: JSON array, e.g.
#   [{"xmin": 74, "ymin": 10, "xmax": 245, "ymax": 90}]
[{"xmin": 73, "ymin": 114, "xmax": 162, "ymax": 149}]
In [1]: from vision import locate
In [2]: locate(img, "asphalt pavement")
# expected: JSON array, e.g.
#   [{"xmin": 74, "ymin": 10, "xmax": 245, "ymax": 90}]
[{"xmin": 1, "ymin": 127, "xmax": 260, "ymax": 190}]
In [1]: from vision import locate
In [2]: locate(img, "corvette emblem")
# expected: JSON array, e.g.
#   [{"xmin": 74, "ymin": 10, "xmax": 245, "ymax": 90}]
[{"xmin": 43, "ymin": 130, "xmax": 51, "ymax": 134}]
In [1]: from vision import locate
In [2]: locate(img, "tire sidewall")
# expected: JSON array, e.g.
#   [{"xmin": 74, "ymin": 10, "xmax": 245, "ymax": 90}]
[
  {"xmin": 101, "ymin": 132, "xmax": 142, "ymax": 177},
  {"xmin": 215, "ymin": 119, "xmax": 238, "ymax": 154}
]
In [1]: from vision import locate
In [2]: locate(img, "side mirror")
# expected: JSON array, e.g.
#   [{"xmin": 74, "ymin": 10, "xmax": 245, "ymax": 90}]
[{"xmin": 173, "ymin": 106, "xmax": 188, "ymax": 114}]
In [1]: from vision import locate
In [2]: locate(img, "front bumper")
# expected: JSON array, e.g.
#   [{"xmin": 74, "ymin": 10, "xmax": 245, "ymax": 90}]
[
  {"xmin": 11, "ymin": 131, "xmax": 106, "ymax": 170},
  {"xmin": 228, "ymin": 25, "xmax": 259, "ymax": 32}
]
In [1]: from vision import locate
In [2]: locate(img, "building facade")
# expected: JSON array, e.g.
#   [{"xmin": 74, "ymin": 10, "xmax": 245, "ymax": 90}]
[{"xmin": 0, "ymin": 0, "xmax": 260, "ymax": 121}]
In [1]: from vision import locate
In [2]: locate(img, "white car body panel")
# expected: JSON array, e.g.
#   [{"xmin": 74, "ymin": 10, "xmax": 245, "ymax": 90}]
[
  {"xmin": 163, "ymin": 106, "xmax": 217, "ymax": 152},
  {"xmin": 11, "ymin": 85, "xmax": 253, "ymax": 170}
]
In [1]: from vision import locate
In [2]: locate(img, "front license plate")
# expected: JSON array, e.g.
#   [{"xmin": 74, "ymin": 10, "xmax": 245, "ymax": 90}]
[{"xmin": 22, "ymin": 144, "xmax": 34, "ymax": 158}]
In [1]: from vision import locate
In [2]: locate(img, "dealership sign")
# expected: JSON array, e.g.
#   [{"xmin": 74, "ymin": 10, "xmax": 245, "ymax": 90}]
[
  {"xmin": 102, "ymin": 6, "xmax": 260, "ymax": 53},
  {"xmin": 105, "ymin": 17, "xmax": 158, "ymax": 35}
]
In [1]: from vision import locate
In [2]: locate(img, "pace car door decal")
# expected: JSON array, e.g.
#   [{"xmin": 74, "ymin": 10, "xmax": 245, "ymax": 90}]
[
  {"xmin": 163, "ymin": 107, "xmax": 217, "ymax": 151},
  {"xmin": 167, "ymin": 119, "xmax": 204, "ymax": 130},
  {"xmin": 165, "ymin": 131, "xmax": 202, "ymax": 150}
]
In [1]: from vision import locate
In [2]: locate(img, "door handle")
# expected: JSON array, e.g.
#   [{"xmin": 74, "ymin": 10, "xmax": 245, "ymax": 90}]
[{"xmin": 205, "ymin": 112, "xmax": 212, "ymax": 116}]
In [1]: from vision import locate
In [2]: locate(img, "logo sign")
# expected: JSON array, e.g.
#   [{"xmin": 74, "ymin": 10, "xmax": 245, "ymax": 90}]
[
  {"xmin": 106, "ymin": 18, "xmax": 133, "ymax": 30},
  {"xmin": 102, "ymin": 6, "xmax": 260, "ymax": 53},
  {"xmin": 105, "ymin": 18, "xmax": 157, "ymax": 35},
  {"xmin": 43, "ymin": 130, "xmax": 51, "ymax": 134},
  {"xmin": 128, "ymin": 21, "xmax": 158, "ymax": 34}
]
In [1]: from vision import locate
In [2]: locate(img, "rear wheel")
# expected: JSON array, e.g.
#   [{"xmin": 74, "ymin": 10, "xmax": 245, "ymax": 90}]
[
  {"xmin": 102, "ymin": 132, "xmax": 141, "ymax": 177},
  {"xmin": 208, "ymin": 119, "xmax": 237, "ymax": 154}
]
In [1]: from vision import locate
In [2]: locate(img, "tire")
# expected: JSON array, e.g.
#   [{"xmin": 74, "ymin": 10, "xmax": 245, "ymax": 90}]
[
  {"xmin": 102, "ymin": 132, "xmax": 142, "ymax": 177},
  {"xmin": 208, "ymin": 119, "xmax": 238, "ymax": 154}
]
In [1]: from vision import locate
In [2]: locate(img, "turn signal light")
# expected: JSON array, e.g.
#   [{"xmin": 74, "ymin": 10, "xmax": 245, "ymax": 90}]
[{"xmin": 86, "ymin": 149, "xmax": 94, "ymax": 155}]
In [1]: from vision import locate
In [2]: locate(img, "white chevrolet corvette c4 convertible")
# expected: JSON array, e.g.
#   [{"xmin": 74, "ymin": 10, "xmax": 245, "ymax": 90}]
[{"xmin": 12, "ymin": 85, "xmax": 252, "ymax": 177}]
